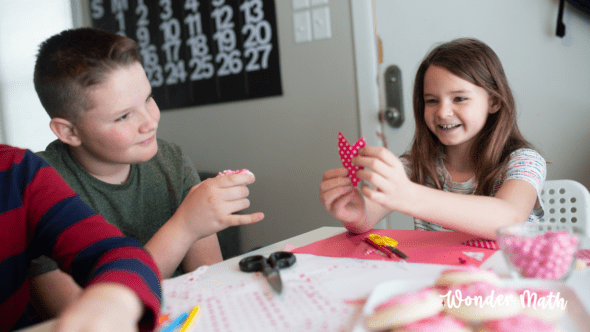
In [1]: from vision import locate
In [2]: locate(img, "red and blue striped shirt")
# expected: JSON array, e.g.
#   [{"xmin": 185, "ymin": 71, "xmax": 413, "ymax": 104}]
[{"xmin": 0, "ymin": 145, "xmax": 161, "ymax": 331}]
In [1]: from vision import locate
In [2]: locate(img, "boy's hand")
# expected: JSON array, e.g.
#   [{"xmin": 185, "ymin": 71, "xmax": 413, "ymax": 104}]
[
  {"xmin": 319, "ymin": 168, "xmax": 367, "ymax": 224},
  {"xmin": 52, "ymin": 283, "xmax": 143, "ymax": 332},
  {"xmin": 177, "ymin": 173, "xmax": 264, "ymax": 237}
]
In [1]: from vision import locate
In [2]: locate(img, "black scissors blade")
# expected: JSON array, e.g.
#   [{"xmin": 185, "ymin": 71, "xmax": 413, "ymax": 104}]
[{"xmin": 239, "ymin": 251, "xmax": 296, "ymax": 294}]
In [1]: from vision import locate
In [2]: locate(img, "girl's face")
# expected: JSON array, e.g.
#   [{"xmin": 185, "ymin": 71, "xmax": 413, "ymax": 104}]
[{"xmin": 423, "ymin": 65, "xmax": 498, "ymax": 152}]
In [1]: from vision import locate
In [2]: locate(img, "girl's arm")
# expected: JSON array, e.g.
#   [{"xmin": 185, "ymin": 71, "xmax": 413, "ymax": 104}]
[
  {"xmin": 391, "ymin": 178, "xmax": 537, "ymax": 239},
  {"xmin": 355, "ymin": 146, "xmax": 540, "ymax": 240}
]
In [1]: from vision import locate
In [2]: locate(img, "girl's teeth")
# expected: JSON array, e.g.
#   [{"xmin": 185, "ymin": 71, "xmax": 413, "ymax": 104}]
[{"xmin": 440, "ymin": 124, "xmax": 459, "ymax": 129}]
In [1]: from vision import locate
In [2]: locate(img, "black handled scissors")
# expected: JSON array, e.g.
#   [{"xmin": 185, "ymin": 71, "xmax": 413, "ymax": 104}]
[{"xmin": 239, "ymin": 251, "xmax": 296, "ymax": 294}]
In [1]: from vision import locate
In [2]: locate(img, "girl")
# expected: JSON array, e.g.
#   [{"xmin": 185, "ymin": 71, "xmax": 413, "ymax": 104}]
[{"xmin": 319, "ymin": 38, "xmax": 545, "ymax": 240}]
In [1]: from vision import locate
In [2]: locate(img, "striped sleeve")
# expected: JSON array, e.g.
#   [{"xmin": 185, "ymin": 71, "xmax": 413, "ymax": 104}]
[
  {"xmin": 399, "ymin": 154, "xmax": 413, "ymax": 178},
  {"xmin": 23, "ymin": 150, "xmax": 162, "ymax": 331},
  {"xmin": 504, "ymin": 148, "xmax": 547, "ymax": 195}
]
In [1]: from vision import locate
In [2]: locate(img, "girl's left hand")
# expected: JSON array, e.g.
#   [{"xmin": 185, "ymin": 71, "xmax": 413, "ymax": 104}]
[{"xmin": 352, "ymin": 146, "xmax": 414, "ymax": 212}]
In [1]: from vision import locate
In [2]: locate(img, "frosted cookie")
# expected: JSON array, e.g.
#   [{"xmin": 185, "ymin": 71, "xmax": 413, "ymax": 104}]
[
  {"xmin": 365, "ymin": 287, "xmax": 443, "ymax": 331},
  {"xmin": 442, "ymin": 281, "xmax": 521, "ymax": 322},
  {"xmin": 476, "ymin": 315, "xmax": 562, "ymax": 332},
  {"xmin": 435, "ymin": 266, "xmax": 501, "ymax": 289},
  {"xmin": 217, "ymin": 169, "xmax": 253, "ymax": 176},
  {"xmin": 518, "ymin": 288, "xmax": 567, "ymax": 321},
  {"xmin": 394, "ymin": 314, "xmax": 472, "ymax": 332}
]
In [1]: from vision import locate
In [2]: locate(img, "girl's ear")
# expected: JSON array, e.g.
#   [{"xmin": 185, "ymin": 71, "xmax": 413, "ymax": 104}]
[
  {"xmin": 49, "ymin": 118, "xmax": 82, "ymax": 146},
  {"xmin": 488, "ymin": 96, "xmax": 501, "ymax": 114}
]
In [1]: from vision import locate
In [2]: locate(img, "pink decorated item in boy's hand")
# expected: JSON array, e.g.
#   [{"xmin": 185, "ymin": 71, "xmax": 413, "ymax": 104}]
[
  {"xmin": 338, "ymin": 132, "xmax": 366, "ymax": 186},
  {"xmin": 217, "ymin": 169, "xmax": 253, "ymax": 176},
  {"xmin": 501, "ymin": 231, "xmax": 579, "ymax": 280}
]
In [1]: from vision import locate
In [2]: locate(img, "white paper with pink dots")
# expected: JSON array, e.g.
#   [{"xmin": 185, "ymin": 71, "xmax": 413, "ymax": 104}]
[{"xmin": 161, "ymin": 253, "xmax": 590, "ymax": 331}]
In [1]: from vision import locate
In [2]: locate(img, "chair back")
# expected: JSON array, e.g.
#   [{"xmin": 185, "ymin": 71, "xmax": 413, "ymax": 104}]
[{"xmin": 538, "ymin": 179, "xmax": 590, "ymax": 237}]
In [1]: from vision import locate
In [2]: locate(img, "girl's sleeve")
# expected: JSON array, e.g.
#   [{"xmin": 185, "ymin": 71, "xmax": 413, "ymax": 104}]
[
  {"xmin": 24, "ymin": 150, "xmax": 162, "ymax": 331},
  {"xmin": 399, "ymin": 154, "xmax": 413, "ymax": 178},
  {"xmin": 504, "ymin": 148, "xmax": 547, "ymax": 195}
]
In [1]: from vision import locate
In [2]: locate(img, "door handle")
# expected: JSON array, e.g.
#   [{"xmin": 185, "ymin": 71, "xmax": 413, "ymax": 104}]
[{"xmin": 380, "ymin": 65, "xmax": 404, "ymax": 128}]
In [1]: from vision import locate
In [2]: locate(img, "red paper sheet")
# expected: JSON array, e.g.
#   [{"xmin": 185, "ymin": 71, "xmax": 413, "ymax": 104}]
[{"xmin": 291, "ymin": 229, "xmax": 497, "ymax": 267}]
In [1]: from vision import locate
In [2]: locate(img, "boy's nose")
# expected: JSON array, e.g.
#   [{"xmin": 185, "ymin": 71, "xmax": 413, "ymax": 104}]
[{"xmin": 139, "ymin": 108, "xmax": 159, "ymax": 132}]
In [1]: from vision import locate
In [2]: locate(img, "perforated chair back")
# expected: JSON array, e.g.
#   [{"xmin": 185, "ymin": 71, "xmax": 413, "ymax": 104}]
[{"xmin": 538, "ymin": 180, "xmax": 590, "ymax": 237}]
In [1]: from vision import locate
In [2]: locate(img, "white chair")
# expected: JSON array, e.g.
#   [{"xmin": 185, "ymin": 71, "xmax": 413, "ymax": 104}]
[{"xmin": 537, "ymin": 179, "xmax": 590, "ymax": 237}]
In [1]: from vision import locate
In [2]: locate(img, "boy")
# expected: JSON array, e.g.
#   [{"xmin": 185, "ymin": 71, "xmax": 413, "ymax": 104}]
[
  {"xmin": 29, "ymin": 27, "xmax": 264, "ymax": 317},
  {"xmin": 0, "ymin": 144, "xmax": 161, "ymax": 332}
]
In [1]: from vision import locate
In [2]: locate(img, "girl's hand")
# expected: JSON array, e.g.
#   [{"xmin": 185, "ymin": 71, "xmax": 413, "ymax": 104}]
[
  {"xmin": 319, "ymin": 168, "xmax": 367, "ymax": 225},
  {"xmin": 353, "ymin": 146, "xmax": 414, "ymax": 212}
]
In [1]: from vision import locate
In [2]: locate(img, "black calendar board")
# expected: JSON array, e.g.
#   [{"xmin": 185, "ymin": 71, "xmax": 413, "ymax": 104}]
[{"xmin": 88, "ymin": 0, "xmax": 283, "ymax": 111}]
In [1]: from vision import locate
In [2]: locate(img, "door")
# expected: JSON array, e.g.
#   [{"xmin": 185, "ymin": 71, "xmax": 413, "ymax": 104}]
[{"xmin": 352, "ymin": 0, "xmax": 590, "ymax": 230}]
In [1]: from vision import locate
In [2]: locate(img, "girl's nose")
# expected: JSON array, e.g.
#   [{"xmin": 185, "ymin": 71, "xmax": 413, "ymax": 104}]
[{"xmin": 435, "ymin": 101, "xmax": 453, "ymax": 118}]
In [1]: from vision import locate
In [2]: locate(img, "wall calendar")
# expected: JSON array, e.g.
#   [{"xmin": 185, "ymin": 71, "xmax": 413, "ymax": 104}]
[{"xmin": 89, "ymin": 0, "xmax": 283, "ymax": 111}]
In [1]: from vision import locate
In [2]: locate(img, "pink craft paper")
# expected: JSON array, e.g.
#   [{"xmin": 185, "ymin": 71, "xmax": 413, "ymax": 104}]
[
  {"xmin": 291, "ymin": 229, "xmax": 497, "ymax": 267},
  {"xmin": 338, "ymin": 132, "xmax": 366, "ymax": 186}
]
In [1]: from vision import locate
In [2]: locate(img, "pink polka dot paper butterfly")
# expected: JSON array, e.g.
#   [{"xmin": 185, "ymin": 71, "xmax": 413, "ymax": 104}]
[{"xmin": 338, "ymin": 131, "xmax": 366, "ymax": 186}]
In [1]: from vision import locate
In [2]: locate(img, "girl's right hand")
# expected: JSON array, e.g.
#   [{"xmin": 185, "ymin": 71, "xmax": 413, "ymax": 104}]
[{"xmin": 319, "ymin": 168, "xmax": 367, "ymax": 226}]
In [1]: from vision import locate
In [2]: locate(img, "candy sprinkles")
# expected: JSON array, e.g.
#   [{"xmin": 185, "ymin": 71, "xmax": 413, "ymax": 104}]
[{"xmin": 501, "ymin": 231, "xmax": 579, "ymax": 280}]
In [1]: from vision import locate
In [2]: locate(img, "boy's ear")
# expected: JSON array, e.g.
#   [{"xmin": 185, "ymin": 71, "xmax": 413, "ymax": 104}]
[{"xmin": 49, "ymin": 118, "xmax": 82, "ymax": 146}]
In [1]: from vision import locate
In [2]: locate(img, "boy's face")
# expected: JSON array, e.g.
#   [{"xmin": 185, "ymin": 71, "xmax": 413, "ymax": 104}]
[{"xmin": 73, "ymin": 62, "xmax": 160, "ymax": 166}]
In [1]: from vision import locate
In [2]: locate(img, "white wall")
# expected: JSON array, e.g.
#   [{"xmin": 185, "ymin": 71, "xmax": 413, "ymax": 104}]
[{"xmin": 0, "ymin": 0, "xmax": 72, "ymax": 151}]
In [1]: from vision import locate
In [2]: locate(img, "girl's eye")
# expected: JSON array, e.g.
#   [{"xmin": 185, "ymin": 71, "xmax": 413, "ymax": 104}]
[
  {"xmin": 115, "ymin": 114, "xmax": 129, "ymax": 122},
  {"xmin": 425, "ymin": 99, "xmax": 437, "ymax": 104},
  {"xmin": 454, "ymin": 97, "xmax": 467, "ymax": 102}
]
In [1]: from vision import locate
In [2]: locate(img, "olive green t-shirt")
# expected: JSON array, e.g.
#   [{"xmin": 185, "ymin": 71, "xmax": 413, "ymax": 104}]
[{"xmin": 29, "ymin": 138, "xmax": 199, "ymax": 277}]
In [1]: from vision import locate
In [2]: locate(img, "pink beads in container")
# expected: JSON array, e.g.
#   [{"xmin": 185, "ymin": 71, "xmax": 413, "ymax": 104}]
[{"xmin": 498, "ymin": 223, "xmax": 580, "ymax": 281}]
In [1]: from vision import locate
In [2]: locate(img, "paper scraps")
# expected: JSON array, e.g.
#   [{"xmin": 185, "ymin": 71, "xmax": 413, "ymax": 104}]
[
  {"xmin": 462, "ymin": 238, "xmax": 498, "ymax": 250},
  {"xmin": 338, "ymin": 131, "xmax": 366, "ymax": 186}
]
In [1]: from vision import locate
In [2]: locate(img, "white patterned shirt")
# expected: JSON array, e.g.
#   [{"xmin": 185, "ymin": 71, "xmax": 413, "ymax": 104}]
[{"xmin": 400, "ymin": 148, "xmax": 547, "ymax": 232}]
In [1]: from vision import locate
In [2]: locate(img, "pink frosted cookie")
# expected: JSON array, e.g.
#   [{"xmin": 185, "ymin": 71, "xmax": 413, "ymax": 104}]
[
  {"xmin": 476, "ymin": 315, "xmax": 562, "ymax": 332},
  {"xmin": 394, "ymin": 314, "xmax": 473, "ymax": 332},
  {"xmin": 217, "ymin": 169, "xmax": 253, "ymax": 176},
  {"xmin": 442, "ymin": 281, "xmax": 521, "ymax": 322},
  {"xmin": 435, "ymin": 266, "xmax": 501, "ymax": 289},
  {"xmin": 518, "ymin": 288, "xmax": 567, "ymax": 321},
  {"xmin": 365, "ymin": 287, "xmax": 443, "ymax": 331}
]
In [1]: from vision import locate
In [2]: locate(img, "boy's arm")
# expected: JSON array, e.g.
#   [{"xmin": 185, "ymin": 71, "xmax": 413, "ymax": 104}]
[
  {"xmin": 24, "ymin": 151, "xmax": 161, "ymax": 330},
  {"xmin": 53, "ymin": 283, "xmax": 142, "ymax": 332},
  {"xmin": 181, "ymin": 233, "xmax": 224, "ymax": 273},
  {"xmin": 144, "ymin": 174, "xmax": 263, "ymax": 278},
  {"xmin": 29, "ymin": 269, "xmax": 81, "ymax": 319}
]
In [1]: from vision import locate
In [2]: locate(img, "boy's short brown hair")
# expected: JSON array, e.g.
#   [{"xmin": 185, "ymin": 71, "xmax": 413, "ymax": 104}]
[{"xmin": 34, "ymin": 28, "xmax": 142, "ymax": 123}]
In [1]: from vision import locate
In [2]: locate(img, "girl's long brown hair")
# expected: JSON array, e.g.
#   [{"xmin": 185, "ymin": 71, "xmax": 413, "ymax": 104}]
[{"xmin": 406, "ymin": 38, "xmax": 532, "ymax": 196}]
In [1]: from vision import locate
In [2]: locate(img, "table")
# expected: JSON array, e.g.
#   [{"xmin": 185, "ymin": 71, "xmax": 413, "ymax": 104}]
[{"xmin": 19, "ymin": 227, "xmax": 590, "ymax": 331}]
